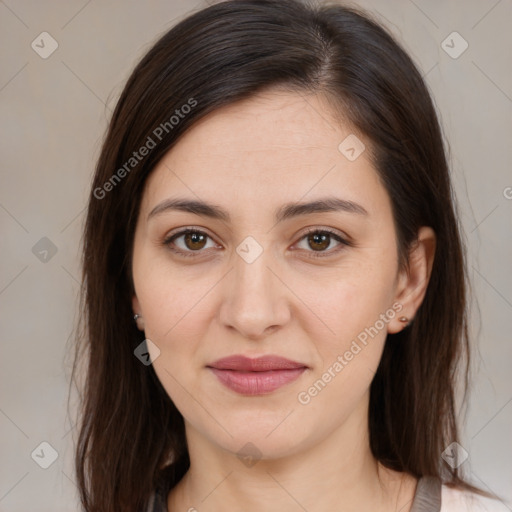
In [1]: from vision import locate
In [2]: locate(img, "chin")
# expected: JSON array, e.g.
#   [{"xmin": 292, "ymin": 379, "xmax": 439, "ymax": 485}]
[{"xmin": 199, "ymin": 411, "xmax": 315, "ymax": 461}]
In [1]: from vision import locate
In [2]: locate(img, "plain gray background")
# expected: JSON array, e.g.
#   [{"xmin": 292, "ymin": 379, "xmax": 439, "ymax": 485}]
[{"xmin": 1, "ymin": 0, "xmax": 511, "ymax": 510}]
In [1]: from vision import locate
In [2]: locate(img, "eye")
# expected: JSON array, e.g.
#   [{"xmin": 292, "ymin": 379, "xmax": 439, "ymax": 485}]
[
  {"xmin": 163, "ymin": 228, "xmax": 218, "ymax": 257},
  {"xmin": 162, "ymin": 226, "xmax": 351, "ymax": 259},
  {"xmin": 293, "ymin": 228, "xmax": 350, "ymax": 258}
]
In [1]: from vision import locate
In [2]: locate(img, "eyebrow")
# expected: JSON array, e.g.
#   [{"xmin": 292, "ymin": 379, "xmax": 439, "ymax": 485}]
[{"xmin": 147, "ymin": 196, "xmax": 369, "ymax": 223}]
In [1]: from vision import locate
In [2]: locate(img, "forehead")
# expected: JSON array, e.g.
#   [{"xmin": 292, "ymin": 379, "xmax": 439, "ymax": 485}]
[
  {"xmin": 140, "ymin": 90, "xmax": 388, "ymax": 220},
  {"xmin": 170, "ymin": 90, "xmax": 347, "ymax": 159}
]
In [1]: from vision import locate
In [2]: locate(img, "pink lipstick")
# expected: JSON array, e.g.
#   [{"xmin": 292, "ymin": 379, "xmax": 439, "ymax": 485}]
[{"xmin": 207, "ymin": 355, "xmax": 307, "ymax": 395}]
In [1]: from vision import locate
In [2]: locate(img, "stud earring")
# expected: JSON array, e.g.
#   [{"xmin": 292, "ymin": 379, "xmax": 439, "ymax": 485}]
[
  {"xmin": 133, "ymin": 313, "xmax": 145, "ymax": 331},
  {"xmin": 399, "ymin": 317, "xmax": 408, "ymax": 323}
]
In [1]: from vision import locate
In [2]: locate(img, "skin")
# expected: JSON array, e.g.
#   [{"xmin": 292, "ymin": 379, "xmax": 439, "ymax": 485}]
[{"xmin": 131, "ymin": 89, "xmax": 436, "ymax": 512}]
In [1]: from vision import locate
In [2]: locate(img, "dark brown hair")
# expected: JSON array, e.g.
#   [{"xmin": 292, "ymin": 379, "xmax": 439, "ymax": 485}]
[{"xmin": 70, "ymin": 0, "xmax": 497, "ymax": 510}]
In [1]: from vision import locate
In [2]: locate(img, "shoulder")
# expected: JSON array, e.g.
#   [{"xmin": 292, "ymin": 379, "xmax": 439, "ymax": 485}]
[{"xmin": 441, "ymin": 484, "xmax": 510, "ymax": 512}]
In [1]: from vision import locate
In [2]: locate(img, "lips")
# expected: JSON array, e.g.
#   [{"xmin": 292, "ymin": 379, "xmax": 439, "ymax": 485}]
[
  {"xmin": 207, "ymin": 355, "xmax": 307, "ymax": 395},
  {"xmin": 209, "ymin": 355, "xmax": 306, "ymax": 371}
]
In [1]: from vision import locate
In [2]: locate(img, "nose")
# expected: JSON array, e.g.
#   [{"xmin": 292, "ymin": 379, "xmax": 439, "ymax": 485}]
[{"xmin": 218, "ymin": 240, "xmax": 291, "ymax": 341}]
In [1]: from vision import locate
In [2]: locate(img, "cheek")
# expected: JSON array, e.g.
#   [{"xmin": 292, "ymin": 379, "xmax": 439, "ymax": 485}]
[
  {"xmin": 295, "ymin": 273, "xmax": 392, "ymax": 424},
  {"xmin": 292, "ymin": 261, "xmax": 396, "ymax": 412},
  {"xmin": 292, "ymin": 260, "xmax": 396, "ymax": 348},
  {"xmin": 139, "ymin": 272, "xmax": 211, "ymax": 416},
  {"xmin": 135, "ymin": 254, "xmax": 214, "ymax": 345},
  {"xmin": 132, "ymin": 263, "xmax": 214, "ymax": 411}
]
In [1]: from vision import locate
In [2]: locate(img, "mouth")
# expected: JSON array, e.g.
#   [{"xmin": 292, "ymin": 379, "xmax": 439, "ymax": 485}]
[{"xmin": 207, "ymin": 355, "xmax": 308, "ymax": 395}]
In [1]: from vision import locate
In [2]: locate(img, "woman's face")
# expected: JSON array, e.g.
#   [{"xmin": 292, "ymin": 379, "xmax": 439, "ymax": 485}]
[{"xmin": 131, "ymin": 90, "xmax": 420, "ymax": 459}]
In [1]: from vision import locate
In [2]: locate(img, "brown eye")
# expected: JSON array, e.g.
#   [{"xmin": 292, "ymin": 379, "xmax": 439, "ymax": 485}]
[
  {"xmin": 183, "ymin": 231, "xmax": 207, "ymax": 250},
  {"xmin": 163, "ymin": 229, "xmax": 217, "ymax": 257},
  {"xmin": 294, "ymin": 228, "xmax": 349, "ymax": 258},
  {"xmin": 307, "ymin": 232, "xmax": 331, "ymax": 251}
]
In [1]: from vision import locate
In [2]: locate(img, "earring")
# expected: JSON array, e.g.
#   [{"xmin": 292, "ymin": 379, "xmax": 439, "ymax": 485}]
[
  {"xmin": 134, "ymin": 313, "xmax": 145, "ymax": 331},
  {"xmin": 399, "ymin": 316, "xmax": 411, "ymax": 329}
]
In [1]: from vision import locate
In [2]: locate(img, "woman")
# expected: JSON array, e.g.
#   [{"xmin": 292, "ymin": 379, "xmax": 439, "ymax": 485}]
[{"xmin": 71, "ymin": 0, "xmax": 507, "ymax": 510}]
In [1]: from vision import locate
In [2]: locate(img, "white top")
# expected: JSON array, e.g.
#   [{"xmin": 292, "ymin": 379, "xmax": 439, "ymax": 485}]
[{"xmin": 441, "ymin": 485, "xmax": 511, "ymax": 511}]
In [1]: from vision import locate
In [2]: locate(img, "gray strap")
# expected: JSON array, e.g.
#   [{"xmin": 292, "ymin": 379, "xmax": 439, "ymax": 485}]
[
  {"xmin": 152, "ymin": 478, "xmax": 171, "ymax": 512},
  {"xmin": 410, "ymin": 476, "xmax": 442, "ymax": 512},
  {"xmin": 146, "ymin": 490, "xmax": 156, "ymax": 512}
]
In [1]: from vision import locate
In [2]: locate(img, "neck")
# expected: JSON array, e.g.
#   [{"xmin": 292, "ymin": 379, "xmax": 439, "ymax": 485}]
[{"xmin": 168, "ymin": 398, "xmax": 417, "ymax": 512}]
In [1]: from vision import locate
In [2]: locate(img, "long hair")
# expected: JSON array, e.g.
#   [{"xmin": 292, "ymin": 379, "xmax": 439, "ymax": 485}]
[{"xmin": 70, "ymin": 0, "xmax": 493, "ymax": 510}]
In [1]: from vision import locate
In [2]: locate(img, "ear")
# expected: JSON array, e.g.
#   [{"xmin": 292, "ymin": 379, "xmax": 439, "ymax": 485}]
[{"xmin": 387, "ymin": 226, "xmax": 436, "ymax": 334}]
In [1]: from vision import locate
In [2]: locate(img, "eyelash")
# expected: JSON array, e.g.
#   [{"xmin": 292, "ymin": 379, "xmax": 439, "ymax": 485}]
[{"xmin": 162, "ymin": 226, "xmax": 351, "ymax": 260}]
